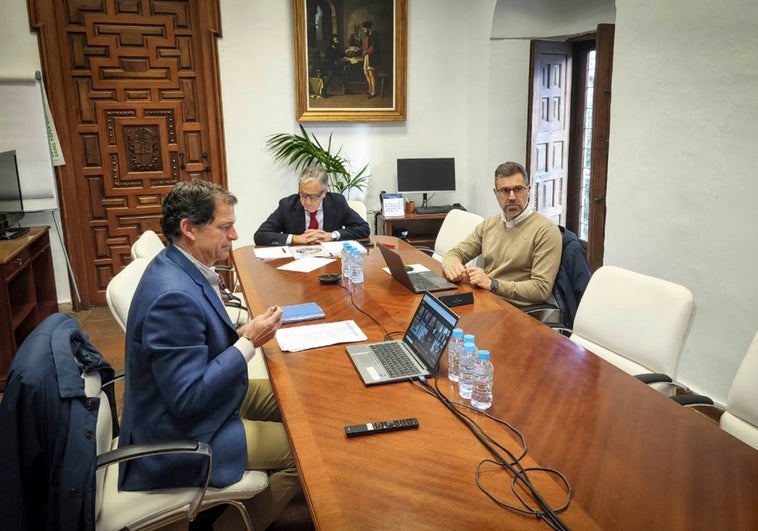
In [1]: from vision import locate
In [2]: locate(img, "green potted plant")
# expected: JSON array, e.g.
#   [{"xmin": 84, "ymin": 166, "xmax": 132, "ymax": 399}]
[{"xmin": 266, "ymin": 124, "xmax": 369, "ymax": 199}]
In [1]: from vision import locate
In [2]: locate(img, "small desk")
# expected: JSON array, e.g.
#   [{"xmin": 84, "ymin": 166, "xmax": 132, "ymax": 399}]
[
  {"xmin": 234, "ymin": 237, "xmax": 758, "ymax": 530},
  {"xmin": 0, "ymin": 226, "xmax": 58, "ymax": 390},
  {"xmin": 377, "ymin": 212, "xmax": 448, "ymax": 247}
]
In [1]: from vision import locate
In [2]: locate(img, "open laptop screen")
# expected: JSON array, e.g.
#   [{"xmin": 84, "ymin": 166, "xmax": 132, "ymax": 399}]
[{"xmin": 404, "ymin": 293, "xmax": 458, "ymax": 370}]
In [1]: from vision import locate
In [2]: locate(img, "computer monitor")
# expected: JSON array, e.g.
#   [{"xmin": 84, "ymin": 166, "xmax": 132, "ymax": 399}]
[
  {"xmin": 397, "ymin": 157, "xmax": 455, "ymax": 204},
  {"xmin": 0, "ymin": 150, "xmax": 25, "ymax": 237}
]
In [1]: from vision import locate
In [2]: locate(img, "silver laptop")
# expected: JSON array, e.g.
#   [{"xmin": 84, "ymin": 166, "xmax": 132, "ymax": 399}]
[
  {"xmin": 378, "ymin": 243, "xmax": 457, "ymax": 293},
  {"xmin": 346, "ymin": 292, "xmax": 459, "ymax": 385}
]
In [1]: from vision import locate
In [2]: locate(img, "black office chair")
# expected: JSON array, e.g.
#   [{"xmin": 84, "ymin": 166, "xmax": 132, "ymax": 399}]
[{"xmin": 523, "ymin": 226, "xmax": 592, "ymax": 331}]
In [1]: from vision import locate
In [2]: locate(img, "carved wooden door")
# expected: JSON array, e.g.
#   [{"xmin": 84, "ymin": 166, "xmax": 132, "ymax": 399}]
[
  {"xmin": 527, "ymin": 41, "xmax": 572, "ymax": 225},
  {"xmin": 28, "ymin": 0, "xmax": 226, "ymax": 308}
]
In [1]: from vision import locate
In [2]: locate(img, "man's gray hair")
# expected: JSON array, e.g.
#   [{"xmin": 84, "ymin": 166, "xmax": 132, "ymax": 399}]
[
  {"xmin": 299, "ymin": 166, "xmax": 329, "ymax": 189},
  {"xmin": 494, "ymin": 162, "xmax": 529, "ymax": 186}
]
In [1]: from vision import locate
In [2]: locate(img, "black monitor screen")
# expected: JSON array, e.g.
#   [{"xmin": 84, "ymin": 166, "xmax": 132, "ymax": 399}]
[
  {"xmin": 0, "ymin": 150, "xmax": 23, "ymax": 213},
  {"xmin": 397, "ymin": 157, "xmax": 455, "ymax": 194}
]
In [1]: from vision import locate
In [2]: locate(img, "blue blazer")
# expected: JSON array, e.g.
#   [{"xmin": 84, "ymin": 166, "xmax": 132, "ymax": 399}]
[
  {"xmin": 118, "ymin": 245, "xmax": 249, "ymax": 490},
  {"xmin": 253, "ymin": 192, "xmax": 370, "ymax": 246}
]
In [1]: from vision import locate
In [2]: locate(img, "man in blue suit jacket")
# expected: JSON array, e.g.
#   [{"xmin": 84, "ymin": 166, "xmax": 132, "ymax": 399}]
[
  {"xmin": 118, "ymin": 180, "xmax": 300, "ymax": 530},
  {"xmin": 254, "ymin": 166, "xmax": 370, "ymax": 246}
]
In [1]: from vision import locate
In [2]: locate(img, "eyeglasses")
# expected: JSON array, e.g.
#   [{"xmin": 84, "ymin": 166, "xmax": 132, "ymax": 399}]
[
  {"xmin": 495, "ymin": 186, "xmax": 528, "ymax": 198},
  {"xmin": 299, "ymin": 190, "xmax": 325, "ymax": 201}
]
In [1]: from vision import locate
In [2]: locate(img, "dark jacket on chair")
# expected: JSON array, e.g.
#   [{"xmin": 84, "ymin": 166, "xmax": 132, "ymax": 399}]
[
  {"xmin": 253, "ymin": 192, "xmax": 370, "ymax": 246},
  {"xmin": 553, "ymin": 227, "xmax": 592, "ymax": 328},
  {"xmin": 0, "ymin": 313, "xmax": 115, "ymax": 531}
]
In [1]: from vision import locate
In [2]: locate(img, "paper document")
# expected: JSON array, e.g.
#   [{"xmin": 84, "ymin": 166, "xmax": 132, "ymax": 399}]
[
  {"xmin": 277, "ymin": 257, "xmax": 335, "ymax": 273},
  {"xmin": 253, "ymin": 246, "xmax": 292, "ymax": 259},
  {"xmin": 276, "ymin": 320, "xmax": 368, "ymax": 352},
  {"xmin": 291, "ymin": 245, "xmax": 331, "ymax": 259}
]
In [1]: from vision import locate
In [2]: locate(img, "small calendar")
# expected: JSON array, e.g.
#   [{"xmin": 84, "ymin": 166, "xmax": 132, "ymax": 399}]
[{"xmin": 381, "ymin": 193, "xmax": 405, "ymax": 218}]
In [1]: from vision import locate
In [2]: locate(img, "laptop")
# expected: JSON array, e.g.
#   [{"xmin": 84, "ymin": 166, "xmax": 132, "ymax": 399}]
[
  {"xmin": 346, "ymin": 292, "xmax": 459, "ymax": 385},
  {"xmin": 378, "ymin": 243, "xmax": 458, "ymax": 293}
]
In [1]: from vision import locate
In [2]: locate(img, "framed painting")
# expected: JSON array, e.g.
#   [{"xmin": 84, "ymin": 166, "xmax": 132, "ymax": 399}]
[{"xmin": 293, "ymin": 0, "xmax": 407, "ymax": 122}]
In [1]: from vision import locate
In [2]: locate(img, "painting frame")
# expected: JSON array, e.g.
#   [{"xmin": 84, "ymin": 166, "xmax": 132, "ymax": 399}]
[{"xmin": 293, "ymin": 0, "xmax": 407, "ymax": 122}]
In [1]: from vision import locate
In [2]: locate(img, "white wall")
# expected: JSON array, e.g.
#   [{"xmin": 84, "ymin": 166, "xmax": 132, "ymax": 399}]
[
  {"xmin": 219, "ymin": 0, "xmax": 497, "ymax": 240},
  {"xmin": 0, "ymin": 1, "xmax": 71, "ymax": 302},
  {"xmin": 604, "ymin": 0, "xmax": 758, "ymax": 403}
]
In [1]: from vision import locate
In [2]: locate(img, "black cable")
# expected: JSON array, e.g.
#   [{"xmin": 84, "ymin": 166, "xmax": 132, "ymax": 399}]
[
  {"xmin": 415, "ymin": 372, "xmax": 571, "ymax": 530},
  {"xmin": 337, "ymin": 283, "xmax": 393, "ymax": 339}
]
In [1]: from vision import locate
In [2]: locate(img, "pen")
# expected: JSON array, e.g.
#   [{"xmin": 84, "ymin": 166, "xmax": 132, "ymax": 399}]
[{"xmin": 282, "ymin": 248, "xmax": 286, "ymax": 253}]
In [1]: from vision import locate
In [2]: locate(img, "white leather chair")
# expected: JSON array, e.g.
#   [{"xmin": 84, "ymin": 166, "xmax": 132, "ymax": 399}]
[
  {"xmin": 675, "ymin": 331, "xmax": 758, "ymax": 450},
  {"xmin": 106, "ymin": 257, "xmax": 266, "ymax": 379},
  {"xmin": 86, "ymin": 369, "xmax": 268, "ymax": 530},
  {"xmin": 347, "ymin": 199, "xmax": 368, "ymax": 221},
  {"xmin": 129, "ymin": 229, "xmax": 249, "ymax": 326},
  {"xmin": 719, "ymin": 331, "xmax": 758, "ymax": 449},
  {"xmin": 130, "ymin": 230, "xmax": 164, "ymax": 260},
  {"xmin": 106, "ymin": 258, "xmax": 150, "ymax": 333},
  {"xmin": 418, "ymin": 208, "xmax": 483, "ymax": 265},
  {"xmin": 570, "ymin": 265, "xmax": 695, "ymax": 394}
]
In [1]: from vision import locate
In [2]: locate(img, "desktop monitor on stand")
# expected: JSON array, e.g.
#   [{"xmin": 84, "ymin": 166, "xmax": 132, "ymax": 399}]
[
  {"xmin": 396, "ymin": 157, "xmax": 456, "ymax": 207},
  {"xmin": 0, "ymin": 150, "xmax": 28, "ymax": 240}
]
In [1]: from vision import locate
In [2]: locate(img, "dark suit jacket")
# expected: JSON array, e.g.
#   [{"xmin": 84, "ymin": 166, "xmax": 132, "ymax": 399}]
[
  {"xmin": 253, "ymin": 192, "xmax": 370, "ymax": 246},
  {"xmin": 0, "ymin": 313, "xmax": 114, "ymax": 531},
  {"xmin": 118, "ymin": 245, "xmax": 249, "ymax": 490}
]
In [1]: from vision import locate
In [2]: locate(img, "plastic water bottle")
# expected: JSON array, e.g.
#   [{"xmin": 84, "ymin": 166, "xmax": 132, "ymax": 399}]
[
  {"xmin": 471, "ymin": 350, "xmax": 494, "ymax": 410},
  {"xmin": 458, "ymin": 340, "xmax": 477, "ymax": 400},
  {"xmin": 341, "ymin": 242, "xmax": 351, "ymax": 282},
  {"xmin": 351, "ymin": 247, "xmax": 364, "ymax": 284},
  {"xmin": 447, "ymin": 328, "xmax": 464, "ymax": 382}
]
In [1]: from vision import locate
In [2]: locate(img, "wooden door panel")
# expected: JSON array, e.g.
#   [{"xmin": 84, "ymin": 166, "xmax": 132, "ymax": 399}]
[
  {"xmin": 529, "ymin": 41, "xmax": 571, "ymax": 226},
  {"xmin": 29, "ymin": 0, "xmax": 225, "ymax": 307}
]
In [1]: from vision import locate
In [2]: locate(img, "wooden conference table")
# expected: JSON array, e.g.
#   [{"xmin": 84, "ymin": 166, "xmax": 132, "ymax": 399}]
[{"xmin": 233, "ymin": 237, "xmax": 758, "ymax": 530}]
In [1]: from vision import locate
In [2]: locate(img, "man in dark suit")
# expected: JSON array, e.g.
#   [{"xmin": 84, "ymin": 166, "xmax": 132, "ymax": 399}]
[
  {"xmin": 118, "ymin": 179, "xmax": 300, "ymax": 530},
  {"xmin": 253, "ymin": 166, "xmax": 370, "ymax": 246}
]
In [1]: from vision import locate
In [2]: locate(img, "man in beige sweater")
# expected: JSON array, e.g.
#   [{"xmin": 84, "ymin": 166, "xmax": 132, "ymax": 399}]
[{"xmin": 442, "ymin": 162, "xmax": 561, "ymax": 307}]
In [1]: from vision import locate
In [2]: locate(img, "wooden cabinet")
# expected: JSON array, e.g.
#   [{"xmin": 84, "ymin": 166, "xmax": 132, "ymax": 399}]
[
  {"xmin": 0, "ymin": 227, "xmax": 58, "ymax": 390},
  {"xmin": 377, "ymin": 212, "xmax": 448, "ymax": 247}
]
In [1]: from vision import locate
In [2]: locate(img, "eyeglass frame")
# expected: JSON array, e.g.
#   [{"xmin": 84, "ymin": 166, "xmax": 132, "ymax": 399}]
[
  {"xmin": 494, "ymin": 185, "xmax": 529, "ymax": 198},
  {"xmin": 298, "ymin": 189, "xmax": 326, "ymax": 201}
]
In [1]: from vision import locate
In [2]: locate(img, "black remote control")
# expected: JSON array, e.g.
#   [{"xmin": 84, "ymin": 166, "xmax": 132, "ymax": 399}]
[{"xmin": 345, "ymin": 418, "xmax": 419, "ymax": 438}]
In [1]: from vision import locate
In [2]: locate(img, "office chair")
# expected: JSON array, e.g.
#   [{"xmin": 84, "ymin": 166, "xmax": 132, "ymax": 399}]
[
  {"xmin": 674, "ymin": 330, "xmax": 758, "ymax": 450},
  {"xmin": 417, "ymin": 208, "xmax": 484, "ymax": 265},
  {"xmin": 106, "ymin": 257, "xmax": 150, "ymax": 332},
  {"xmin": 88, "ymin": 369, "xmax": 269, "ymax": 531},
  {"xmin": 347, "ymin": 199, "xmax": 368, "ymax": 221},
  {"xmin": 130, "ymin": 229, "xmax": 164, "ymax": 260},
  {"xmin": 523, "ymin": 226, "xmax": 592, "ymax": 329},
  {"xmin": 569, "ymin": 265, "xmax": 695, "ymax": 395},
  {"xmin": 0, "ymin": 313, "xmax": 268, "ymax": 531}
]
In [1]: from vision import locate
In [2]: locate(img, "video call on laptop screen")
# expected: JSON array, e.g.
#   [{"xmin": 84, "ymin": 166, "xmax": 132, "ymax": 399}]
[{"xmin": 404, "ymin": 294, "xmax": 457, "ymax": 368}]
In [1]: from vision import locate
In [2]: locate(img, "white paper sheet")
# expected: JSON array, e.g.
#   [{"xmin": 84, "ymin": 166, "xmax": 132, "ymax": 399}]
[
  {"xmin": 253, "ymin": 246, "xmax": 293, "ymax": 259},
  {"xmin": 276, "ymin": 320, "xmax": 368, "ymax": 352},
  {"xmin": 277, "ymin": 257, "xmax": 335, "ymax": 272}
]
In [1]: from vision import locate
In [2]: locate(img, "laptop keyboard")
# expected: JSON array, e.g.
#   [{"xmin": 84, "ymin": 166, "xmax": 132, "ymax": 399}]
[
  {"xmin": 410, "ymin": 274, "xmax": 443, "ymax": 291},
  {"xmin": 371, "ymin": 343, "xmax": 419, "ymax": 378}
]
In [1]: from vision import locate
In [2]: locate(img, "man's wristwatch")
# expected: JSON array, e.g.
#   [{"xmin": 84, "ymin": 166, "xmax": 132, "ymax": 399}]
[
  {"xmin": 490, "ymin": 279, "xmax": 499, "ymax": 292},
  {"xmin": 331, "ymin": 231, "xmax": 340, "ymax": 241}
]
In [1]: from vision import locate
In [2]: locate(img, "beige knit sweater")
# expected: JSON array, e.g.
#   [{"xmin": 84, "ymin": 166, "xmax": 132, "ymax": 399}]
[{"xmin": 441, "ymin": 212, "xmax": 561, "ymax": 306}]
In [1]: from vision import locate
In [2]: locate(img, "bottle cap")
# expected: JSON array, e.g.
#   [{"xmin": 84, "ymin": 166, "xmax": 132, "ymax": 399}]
[
  {"xmin": 477, "ymin": 350, "xmax": 490, "ymax": 360},
  {"xmin": 464, "ymin": 334, "xmax": 475, "ymax": 343},
  {"xmin": 464, "ymin": 342, "xmax": 475, "ymax": 352},
  {"xmin": 452, "ymin": 328, "xmax": 463, "ymax": 338}
]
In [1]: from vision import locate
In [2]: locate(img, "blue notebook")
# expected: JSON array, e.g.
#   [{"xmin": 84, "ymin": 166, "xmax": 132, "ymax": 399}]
[{"xmin": 281, "ymin": 302, "xmax": 325, "ymax": 324}]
